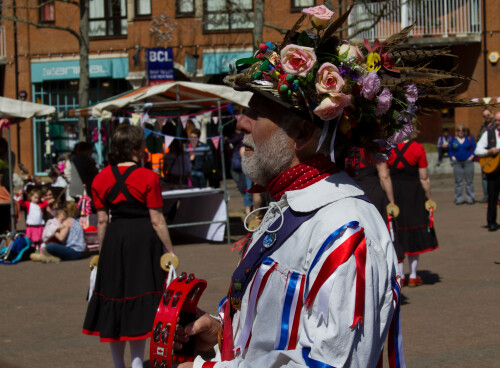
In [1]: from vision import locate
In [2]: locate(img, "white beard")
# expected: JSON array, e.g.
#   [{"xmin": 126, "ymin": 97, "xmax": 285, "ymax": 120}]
[{"xmin": 241, "ymin": 128, "xmax": 295, "ymax": 186}]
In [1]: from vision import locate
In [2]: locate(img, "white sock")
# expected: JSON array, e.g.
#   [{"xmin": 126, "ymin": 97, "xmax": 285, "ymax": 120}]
[
  {"xmin": 110, "ymin": 341, "xmax": 126, "ymax": 368},
  {"xmin": 409, "ymin": 254, "xmax": 419, "ymax": 279},
  {"xmin": 130, "ymin": 339, "xmax": 146, "ymax": 368},
  {"xmin": 398, "ymin": 261, "xmax": 405, "ymax": 280}
]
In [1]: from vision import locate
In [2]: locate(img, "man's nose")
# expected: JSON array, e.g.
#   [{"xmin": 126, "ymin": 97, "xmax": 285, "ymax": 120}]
[{"xmin": 236, "ymin": 114, "xmax": 253, "ymax": 134}]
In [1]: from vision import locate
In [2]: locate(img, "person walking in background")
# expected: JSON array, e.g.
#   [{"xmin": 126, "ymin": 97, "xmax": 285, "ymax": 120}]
[
  {"xmin": 67, "ymin": 142, "xmax": 98, "ymax": 201},
  {"xmin": 449, "ymin": 124, "xmax": 476, "ymax": 205},
  {"xmin": 83, "ymin": 125, "xmax": 175, "ymax": 368},
  {"xmin": 388, "ymin": 136, "xmax": 438, "ymax": 287},
  {"xmin": 474, "ymin": 111, "xmax": 500, "ymax": 231},
  {"xmin": 437, "ymin": 128, "xmax": 451, "ymax": 166},
  {"xmin": 186, "ymin": 128, "xmax": 212, "ymax": 188},
  {"xmin": 477, "ymin": 108, "xmax": 495, "ymax": 203}
]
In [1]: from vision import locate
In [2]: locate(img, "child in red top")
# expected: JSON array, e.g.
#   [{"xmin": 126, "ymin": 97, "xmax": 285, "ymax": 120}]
[{"xmin": 18, "ymin": 189, "xmax": 49, "ymax": 249}]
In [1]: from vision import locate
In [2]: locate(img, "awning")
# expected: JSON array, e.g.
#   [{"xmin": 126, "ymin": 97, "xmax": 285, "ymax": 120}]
[
  {"xmin": 0, "ymin": 97, "xmax": 56, "ymax": 119},
  {"xmin": 65, "ymin": 81, "xmax": 253, "ymax": 120}
]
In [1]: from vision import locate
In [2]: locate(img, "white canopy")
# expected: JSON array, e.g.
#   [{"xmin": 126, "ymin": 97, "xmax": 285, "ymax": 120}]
[
  {"xmin": 89, "ymin": 81, "xmax": 253, "ymax": 120},
  {"xmin": 0, "ymin": 97, "xmax": 56, "ymax": 119}
]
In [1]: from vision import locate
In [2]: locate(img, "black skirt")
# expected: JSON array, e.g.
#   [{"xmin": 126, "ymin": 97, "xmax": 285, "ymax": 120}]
[
  {"xmin": 390, "ymin": 167, "xmax": 438, "ymax": 255},
  {"xmin": 83, "ymin": 216, "xmax": 166, "ymax": 341},
  {"xmin": 355, "ymin": 167, "xmax": 404, "ymax": 261}
]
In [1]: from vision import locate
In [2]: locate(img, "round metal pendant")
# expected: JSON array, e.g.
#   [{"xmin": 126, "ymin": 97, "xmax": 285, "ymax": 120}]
[{"xmin": 263, "ymin": 233, "xmax": 277, "ymax": 248}]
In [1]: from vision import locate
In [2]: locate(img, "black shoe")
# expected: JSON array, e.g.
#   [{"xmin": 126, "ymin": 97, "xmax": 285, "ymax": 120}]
[
  {"xmin": 466, "ymin": 200, "xmax": 475, "ymax": 205},
  {"xmin": 488, "ymin": 224, "xmax": 499, "ymax": 232},
  {"xmin": 479, "ymin": 198, "xmax": 488, "ymax": 203}
]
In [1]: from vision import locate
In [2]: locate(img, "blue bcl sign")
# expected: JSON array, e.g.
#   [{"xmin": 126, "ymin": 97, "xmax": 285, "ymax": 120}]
[{"xmin": 146, "ymin": 48, "xmax": 174, "ymax": 82}]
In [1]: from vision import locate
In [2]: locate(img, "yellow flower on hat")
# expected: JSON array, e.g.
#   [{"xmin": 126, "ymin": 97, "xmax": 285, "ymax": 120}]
[{"xmin": 366, "ymin": 52, "xmax": 382, "ymax": 72}]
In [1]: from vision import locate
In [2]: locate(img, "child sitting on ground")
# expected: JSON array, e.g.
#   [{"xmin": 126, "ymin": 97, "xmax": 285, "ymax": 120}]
[{"xmin": 30, "ymin": 208, "xmax": 68, "ymax": 263}]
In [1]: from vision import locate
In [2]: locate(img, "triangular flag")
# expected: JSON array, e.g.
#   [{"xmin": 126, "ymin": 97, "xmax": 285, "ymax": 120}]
[
  {"xmin": 211, "ymin": 136, "xmax": 220, "ymax": 150},
  {"xmin": 144, "ymin": 129, "xmax": 152, "ymax": 139},
  {"xmin": 497, "ymin": 97, "xmax": 500, "ymax": 103},
  {"xmin": 118, "ymin": 117, "xmax": 125, "ymax": 124},
  {"xmin": 131, "ymin": 113, "xmax": 141, "ymax": 126},
  {"xmin": 158, "ymin": 118, "xmax": 167, "ymax": 126},
  {"xmin": 202, "ymin": 111, "xmax": 212, "ymax": 123},
  {"xmin": 212, "ymin": 116, "xmax": 219, "ymax": 125},
  {"xmin": 227, "ymin": 104, "xmax": 234, "ymax": 115},
  {"xmin": 471, "ymin": 98, "xmax": 479, "ymax": 103},
  {"xmin": 192, "ymin": 116, "xmax": 199, "ymax": 128},
  {"xmin": 483, "ymin": 97, "xmax": 492, "ymax": 104},
  {"xmin": 140, "ymin": 112, "xmax": 151, "ymax": 125},
  {"xmin": 164, "ymin": 136, "xmax": 174, "ymax": 149},
  {"xmin": 180, "ymin": 115, "xmax": 189, "ymax": 129}
]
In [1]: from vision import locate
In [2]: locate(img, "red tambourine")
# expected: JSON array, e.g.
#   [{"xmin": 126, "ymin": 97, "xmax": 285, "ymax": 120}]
[{"xmin": 150, "ymin": 272, "xmax": 207, "ymax": 368}]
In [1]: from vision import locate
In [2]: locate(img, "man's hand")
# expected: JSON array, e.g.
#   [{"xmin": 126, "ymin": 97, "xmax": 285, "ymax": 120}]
[
  {"xmin": 178, "ymin": 363, "xmax": 194, "ymax": 368},
  {"xmin": 489, "ymin": 147, "xmax": 500, "ymax": 156},
  {"xmin": 174, "ymin": 312, "xmax": 221, "ymax": 353}
]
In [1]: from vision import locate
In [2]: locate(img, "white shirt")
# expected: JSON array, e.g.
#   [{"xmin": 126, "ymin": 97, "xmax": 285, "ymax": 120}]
[
  {"xmin": 474, "ymin": 128, "xmax": 500, "ymax": 156},
  {"xmin": 26, "ymin": 202, "xmax": 45, "ymax": 226},
  {"xmin": 53, "ymin": 176, "xmax": 68, "ymax": 188},
  {"xmin": 194, "ymin": 172, "xmax": 400, "ymax": 368}
]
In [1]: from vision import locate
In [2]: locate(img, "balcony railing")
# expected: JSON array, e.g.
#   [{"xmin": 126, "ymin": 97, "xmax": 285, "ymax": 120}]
[
  {"xmin": 348, "ymin": 0, "xmax": 482, "ymax": 42},
  {"xmin": 0, "ymin": 26, "xmax": 6, "ymax": 64}
]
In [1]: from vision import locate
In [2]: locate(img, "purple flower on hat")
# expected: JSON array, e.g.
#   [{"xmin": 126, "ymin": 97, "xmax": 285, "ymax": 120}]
[
  {"xmin": 360, "ymin": 71, "xmax": 381, "ymax": 100},
  {"xmin": 397, "ymin": 104, "xmax": 418, "ymax": 124},
  {"xmin": 388, "ymin": 123, "xmax": 414, "ymax": 144},
  {"xmin": 405, "ymin": 83, "xmax": 418, "ymax": 104},
  {"xmin": 375, "ymin": 88, "xmax": 393, "ymax": 116}
]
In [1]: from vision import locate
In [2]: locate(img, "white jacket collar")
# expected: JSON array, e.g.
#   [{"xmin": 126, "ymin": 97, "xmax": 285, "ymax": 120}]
[{"xmin": 283, "ymin": 171, "xmax": 365, "ymax": 213}]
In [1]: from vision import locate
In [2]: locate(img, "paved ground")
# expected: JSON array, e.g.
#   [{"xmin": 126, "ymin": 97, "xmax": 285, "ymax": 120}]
[{"xmin": 1, "ymin": 173, "xmax": 499, "ymax": 368}]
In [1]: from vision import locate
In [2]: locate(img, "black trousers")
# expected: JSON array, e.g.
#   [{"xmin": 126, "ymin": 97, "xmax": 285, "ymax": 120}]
[{"xmin": 486, "ymin": 171, "xmax": 500, "ymax": 226}]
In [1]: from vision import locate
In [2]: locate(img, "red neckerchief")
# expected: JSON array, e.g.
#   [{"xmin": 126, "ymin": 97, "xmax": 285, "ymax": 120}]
[{"xmin": 249, "ymin": 155, "xmax": 338, "ymax": 201}]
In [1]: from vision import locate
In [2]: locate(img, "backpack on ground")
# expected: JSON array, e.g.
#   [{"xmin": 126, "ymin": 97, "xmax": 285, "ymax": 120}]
[{"xmin": 0, "ymin": 233, "xmax": 33, "ymax": 264}]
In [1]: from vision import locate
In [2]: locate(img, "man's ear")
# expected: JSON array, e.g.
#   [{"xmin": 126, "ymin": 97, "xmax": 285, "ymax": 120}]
[{"xmin": 293, "ymin": 120, "xmax": 317, "ymax": 152}]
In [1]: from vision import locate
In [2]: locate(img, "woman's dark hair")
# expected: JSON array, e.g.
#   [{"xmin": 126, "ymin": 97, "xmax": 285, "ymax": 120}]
[
  {"xmin": 108, "ymin": 125, "xmax": 144, "ymax": 164},
  {"xmin": 72, "ymin": 142, "xmax": 93, "ymax": 155}
]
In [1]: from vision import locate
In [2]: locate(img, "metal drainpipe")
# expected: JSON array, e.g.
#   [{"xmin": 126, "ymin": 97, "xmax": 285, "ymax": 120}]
[
  {"xmin": 482, "ymin": 0, "xmax": 488, "ymax": 98},
  {"xmin": 13, "ymin": 0, "xmax": 20, "ymax": 167}
]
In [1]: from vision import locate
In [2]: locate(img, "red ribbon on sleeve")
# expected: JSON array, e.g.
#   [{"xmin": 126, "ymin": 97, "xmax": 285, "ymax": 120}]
[{"xmin": 304, "ymin": 229, "xmax": 367, "ymax": 329}]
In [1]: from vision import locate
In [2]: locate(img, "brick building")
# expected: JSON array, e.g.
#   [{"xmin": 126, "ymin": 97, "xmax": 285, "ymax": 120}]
[{"xmin": 0, "ymin": 0, "xmax": 498, "ymax": 175}]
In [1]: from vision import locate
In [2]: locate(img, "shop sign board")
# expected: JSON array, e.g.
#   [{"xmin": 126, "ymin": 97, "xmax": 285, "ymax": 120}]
[
  {"xmin": 30, "ymin": 57, "xmax": 128, "ymax": 82},
  {"xmin": 202, "ymin": 51, "xmax": 253, "ymax": 75},
  {"xmin": 146, "ymin": 48, "xmax": 174, "ymax": 83}
]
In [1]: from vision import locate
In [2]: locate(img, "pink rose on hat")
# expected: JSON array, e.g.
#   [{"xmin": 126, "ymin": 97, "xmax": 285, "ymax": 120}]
[
  {"xmin": 280, "ymin": 44, "xmax": 317, "ymax": 77},
  {"xmin": 302, "ymin": 5, "xmax": 335, "ymax": 29},
  {"xmin": 315, "ymin": 63, "xmax": 344, "ymax": 94},
  {"xmin": 338, "ymin": 43, "xmax": 364, "ymax": 63},
  {"xmin": 313, "ymin": 93, "xmax": 352, "ymax": 120}
]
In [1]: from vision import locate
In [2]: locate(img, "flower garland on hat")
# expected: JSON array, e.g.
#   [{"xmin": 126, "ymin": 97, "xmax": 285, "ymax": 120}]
[{"xmin": 225, "ymin": 4, "xmax": 480, "ymax": 161}]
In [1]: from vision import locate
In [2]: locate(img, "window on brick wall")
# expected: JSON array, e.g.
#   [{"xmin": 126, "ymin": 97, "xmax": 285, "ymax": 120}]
[
  {"xmin": 203, "ymin": 0, "xmax": 253, "ymax": 32},
  {"xmin": 176, "ymin": 0, "xmax": 195, "ymax": 17},
  {"xmin": 89, "ymin": 0, "xmax": 127, "ymax": 37},
  {"xmin": 39, "ymin": 0, "xmax": 55, "ymax": 23},
  {"xmin": 291, "ymin": 0, "xmax": 315, "ymax": 12},
  {"xmin": 135, "ymin": 0, "xmax": 151, "ymax": 17}
]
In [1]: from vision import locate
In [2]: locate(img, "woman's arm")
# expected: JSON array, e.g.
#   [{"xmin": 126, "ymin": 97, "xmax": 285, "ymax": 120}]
[
  {"xmin": 149, "ymin": 208, "xmax": 175, "ymax": 254},
  {"xmin": 96, "ymin": 209, "xmax": 109, "ymax": 252},
  {"xmin": 54, "ymin": 218, "xmax": 72, "ymax": 242},
  {"xmin": 418, "ymin": 167, "xmax": 431, "ymax": 200},
  {"xmin": 376, "ymin": 162, "xmax": 395, "ymax": 204}
]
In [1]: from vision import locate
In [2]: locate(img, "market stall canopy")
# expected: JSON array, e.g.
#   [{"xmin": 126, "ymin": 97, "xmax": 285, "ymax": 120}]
[
  {"xmin": 65, "ymin": 81, "xmax": 253, "ymax": 120},
  {"xmin": 0, "ymin": 97, "xmax": 56, "ymax": 119}
]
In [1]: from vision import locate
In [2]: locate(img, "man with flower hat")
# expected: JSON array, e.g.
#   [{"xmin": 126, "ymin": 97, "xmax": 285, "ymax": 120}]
[{"xmin": 173, "ymin": 5, "xmax": 469, "ymax": 368}]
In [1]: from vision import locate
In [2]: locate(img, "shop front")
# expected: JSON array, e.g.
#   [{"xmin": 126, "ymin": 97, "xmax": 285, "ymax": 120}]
[{"xmin": 30, "ymin": 55, "xmax": 130, "ymax": 175}]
